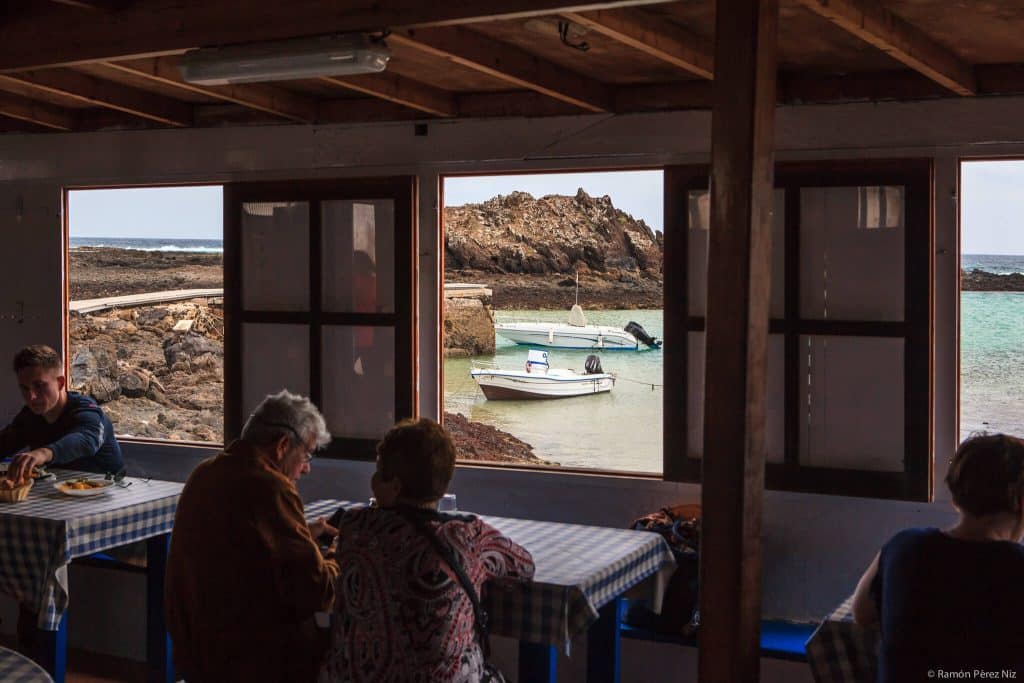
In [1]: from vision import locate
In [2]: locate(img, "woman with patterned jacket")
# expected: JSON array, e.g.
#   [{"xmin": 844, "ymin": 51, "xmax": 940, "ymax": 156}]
[{"xmin": 319, "ymin": 418, "xmax": 535, "ymax": 683}]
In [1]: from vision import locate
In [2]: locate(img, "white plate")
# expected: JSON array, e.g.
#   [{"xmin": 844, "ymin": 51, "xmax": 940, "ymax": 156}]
[{"xmin": 55, "ymin": 479, "xmax": 114, "ymax": 497}]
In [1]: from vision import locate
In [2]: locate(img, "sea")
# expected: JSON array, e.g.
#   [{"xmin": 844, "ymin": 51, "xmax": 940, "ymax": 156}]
[{"xmin": 69, "ymin": 236, "xmax": 223, "ymax": 253}]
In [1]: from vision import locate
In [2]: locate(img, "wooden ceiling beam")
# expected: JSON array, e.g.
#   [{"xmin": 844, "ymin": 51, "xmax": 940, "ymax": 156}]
[
  {"xmin": 0, "ymin": 69, "xmax": 192, "ymax": 126},
  {"xmin": 0, "ymin": 93, "xmax": 74, "ymax": 130},
  {"xmin": 563, "ymin": 9, "xmax": 713, "ymax": 79},
  {"xmin": 0, "ymin": 0, "xmax": 683, "ymax": 72},
  {"xmin": 794, "ymin": 0, "xmax": 976, "ymax": 96},
  {"xmin": 391, "ymin": 26, "xmax": 611, "ymax": 112},
  {"xmin": 99, "ymin": 58, "xmax": 318, "ymax": 123},
  {"xmin": 321, "ymin": 73, "xmax": 457, "ymax": 117}
]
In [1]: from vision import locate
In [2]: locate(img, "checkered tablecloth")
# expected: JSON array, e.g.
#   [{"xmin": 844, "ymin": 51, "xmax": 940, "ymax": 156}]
[
  {"xmin": 305, "ymin": 500, "xmax": 676, "ymax": 647},
  {"xmin": 0, "ymin": 470, "xmax": 183, "ymax": 630},
  {"xmin": 0, "ymin": 645, "xmax": 54, "ymax": 682},
  {"xmin": 805, "ymin": 596, "xmax": 880, "ymax": 683}
]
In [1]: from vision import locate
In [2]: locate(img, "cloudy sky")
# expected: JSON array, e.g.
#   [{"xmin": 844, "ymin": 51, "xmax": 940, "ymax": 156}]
[{"xmin": 67, "ymin": 163, "xmax": 1024, "ymax": 255}]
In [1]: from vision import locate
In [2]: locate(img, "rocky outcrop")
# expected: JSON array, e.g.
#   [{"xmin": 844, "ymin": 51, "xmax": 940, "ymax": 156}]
[
  {"xmin": 443, "ymin": 412, "xmax": 558, "ymax": 466},
  {"xmin": 70, "ymin": 247, "xmax": 222, "ymax": 300},
  {"xmin": 962, "ymin": 269, "xmax": 1024, "ymax": 291},
  {"xmin": 444, "ymin": 296, "xmax": 495, "ymax": 357},
  {"xmin": 444, "ymin": 189, "xmax": 662, "ymax": 277},
  {"xmin": 69, "ymin": 300, "xmax": 224, "ymax": 442}
]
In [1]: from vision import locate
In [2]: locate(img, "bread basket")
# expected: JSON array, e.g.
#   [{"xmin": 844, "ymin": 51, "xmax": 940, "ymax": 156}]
[{"xmin": 0, "ymin": 478, "xmax": 33, "ymax": 503}]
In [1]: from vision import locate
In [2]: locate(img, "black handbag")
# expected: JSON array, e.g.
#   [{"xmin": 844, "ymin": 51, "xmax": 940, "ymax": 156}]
[{"xmin": 397, "ymin": 507, "xmax": 507, "ymax": 683}]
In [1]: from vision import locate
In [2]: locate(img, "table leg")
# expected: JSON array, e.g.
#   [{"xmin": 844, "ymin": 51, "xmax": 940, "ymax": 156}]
[
  {"xmin": 518, "ymin": 641, "xmax": 557, "ymax": 683},
  {"xmin": 146, "ymin": 533, "xmax": 174, "ymax": 683},
  {"xmin": 37, "ymin": 613, "xmax": 67, "ymax": 683},
  {"xmin": 587, "ymin": 596, "xmax": 622, "ymax": 683}
]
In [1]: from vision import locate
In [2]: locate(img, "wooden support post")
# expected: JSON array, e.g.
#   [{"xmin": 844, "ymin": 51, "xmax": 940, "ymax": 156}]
[{"xmin": 699, "ymin": 0, "xmax": 778, "ymax": 681}]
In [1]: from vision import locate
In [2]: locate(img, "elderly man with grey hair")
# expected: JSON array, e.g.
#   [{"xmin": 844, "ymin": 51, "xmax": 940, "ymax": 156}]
[{"xmin": 166, "ymin": 390, "xmax": 338, "ymax": 683}]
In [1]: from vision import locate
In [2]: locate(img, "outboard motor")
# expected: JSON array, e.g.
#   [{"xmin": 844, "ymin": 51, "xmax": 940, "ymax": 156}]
[
  {"xmin": 624, "ymin": 321, "xmax": 662, "ymax": 349},
  {"xmin": 584, "ymin": 354, "xmax": 603, "ymax": 375}
]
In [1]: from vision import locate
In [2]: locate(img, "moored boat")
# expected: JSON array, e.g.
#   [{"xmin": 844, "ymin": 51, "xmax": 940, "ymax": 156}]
[
  {"xmin": 495, "ymin": 304, "xmax": 661, "ymax": 350},
  {"xmin": 470, "ymin": 350, "xmax": 615, "ymax": 400}
]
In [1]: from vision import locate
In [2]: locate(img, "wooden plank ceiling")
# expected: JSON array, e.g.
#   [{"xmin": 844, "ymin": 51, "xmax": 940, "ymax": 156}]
[{"xmin": 0, "ymin": 0, "xmax": 1023, "ymax": 132}]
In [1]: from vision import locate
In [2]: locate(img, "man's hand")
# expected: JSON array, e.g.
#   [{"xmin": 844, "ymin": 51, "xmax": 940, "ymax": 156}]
[
  {"xmin": 8, "ymin": 448, "xmax": 52, "ymax": 482},
  {"xmin": 308, "ymin": 516, "xmax": 338, "ymax": 543}
]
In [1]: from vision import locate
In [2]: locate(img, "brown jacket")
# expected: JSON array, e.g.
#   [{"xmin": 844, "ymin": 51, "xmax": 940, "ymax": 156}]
[{"xmin": 166, "ymin": 440, "xmax": 339, "ymax": 683}]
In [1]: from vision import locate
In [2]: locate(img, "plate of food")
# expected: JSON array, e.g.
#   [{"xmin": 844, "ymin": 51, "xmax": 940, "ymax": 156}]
[{"xmin": 55, "ymin": 477, "xmax": 114, "ymax": 497}]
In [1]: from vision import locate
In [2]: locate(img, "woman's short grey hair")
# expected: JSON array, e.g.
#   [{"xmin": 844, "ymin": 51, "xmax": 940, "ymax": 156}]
[{"xmin": 240, "ymin": 390, "xmax": 331, "ymax": 450}]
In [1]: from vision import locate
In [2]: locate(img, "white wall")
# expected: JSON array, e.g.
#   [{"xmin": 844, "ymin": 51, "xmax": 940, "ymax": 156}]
[{"xmin": 0, "ymin": 95, "xmax": 1018, "ymax": 677}]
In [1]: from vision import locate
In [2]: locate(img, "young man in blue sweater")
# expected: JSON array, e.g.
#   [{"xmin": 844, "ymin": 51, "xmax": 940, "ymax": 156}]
[{"xmin": 1, "ymin": 344, "xmax": 124, "ymax": 482}]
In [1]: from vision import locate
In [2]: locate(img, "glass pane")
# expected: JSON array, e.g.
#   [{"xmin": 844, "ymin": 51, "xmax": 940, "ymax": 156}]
[
  {"xmin": 800, "ymin": 187, "xmax": 904, "ymax": 321},
  {"xmin": 322, "ymin": 200, "xmax": 395, "ymax": 313},
  {"xmin": 689, "ymin": 189, "xmax": 785, "ymax": 318},
  {"xmin": 687, "ymin": 332, "xmax": 785, "ymax": 463},
  {"xmin": 242, "ymin": 201, "xmax": 309, "ymax": 311},
  {"xmin": 242, "ymin": 323, "xmax": 310, "ymax": 419},
  {"xmin": 322, "ymin": 325, "xmax": 395, "ymax": 439},
  {"xmin": 798, "ymin": 335, "xmax": 904, "ymax": 471}
]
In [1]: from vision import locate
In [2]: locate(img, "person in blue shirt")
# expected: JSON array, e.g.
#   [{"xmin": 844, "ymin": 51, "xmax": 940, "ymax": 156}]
[
  {"xmin": 0, "ymin": 344, "xmax": 124, "ymax": 482},
  {"xmin": 852, "ymin": 433, "xmax": 1024, "ymax": 682}
]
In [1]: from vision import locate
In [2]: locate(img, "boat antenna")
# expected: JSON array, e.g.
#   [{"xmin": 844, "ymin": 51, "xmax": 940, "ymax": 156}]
[{"xmin": 575, "ymin": 270, "xmax": 579, "ymax": 306}]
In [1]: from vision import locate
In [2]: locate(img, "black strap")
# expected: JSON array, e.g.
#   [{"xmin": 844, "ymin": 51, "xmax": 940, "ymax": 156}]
[{"xmin": 396, "ymin": 507, "xmax": 491, "ymax": 656}]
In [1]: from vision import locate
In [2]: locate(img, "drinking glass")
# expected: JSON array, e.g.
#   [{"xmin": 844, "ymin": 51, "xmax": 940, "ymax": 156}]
[{"xmin": 438, "ymin": 493, "xmax": 457, "ymax": 513}]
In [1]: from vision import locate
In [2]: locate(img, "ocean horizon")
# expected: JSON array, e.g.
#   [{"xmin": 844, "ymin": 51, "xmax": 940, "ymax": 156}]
[{"xmin": 69, "ymin": 236, "xmax": 223, "ymax": 253}]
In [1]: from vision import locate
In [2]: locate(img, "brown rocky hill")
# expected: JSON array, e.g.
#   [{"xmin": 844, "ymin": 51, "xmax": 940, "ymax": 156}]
[{"xmin": 444, "ymin": 189, "xmax": 663, "ymax": 276}]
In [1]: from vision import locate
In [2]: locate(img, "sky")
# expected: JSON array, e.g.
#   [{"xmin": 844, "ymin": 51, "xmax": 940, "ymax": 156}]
[
  {"xmin": 961, "ymin": 160, "xmax": 1024, "ymax": 256},
  {"xmin": 444, "ymin": 171, "xmax": 664, "ymax": 232},
  {"xmin": 65, "ymin": 164, "xmax": 1023, "ymax": 254},
  {"xmin": 68, "ymin": 186, "xmax": 223, "ymax": 239}
]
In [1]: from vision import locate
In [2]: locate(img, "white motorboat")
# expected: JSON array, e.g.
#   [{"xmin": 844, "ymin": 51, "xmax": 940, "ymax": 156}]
[
  {"xmin": 495, "ymin": 304, "xmax": 661, "ymax": 350},
  {"xmin": 470, "ymin": 350, "xmax": 615, "ymax": 400}
]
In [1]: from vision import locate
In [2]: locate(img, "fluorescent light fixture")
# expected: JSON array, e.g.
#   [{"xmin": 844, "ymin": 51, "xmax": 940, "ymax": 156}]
[{"xmin": 178, "ymin": 34, "xmax": 390, "ymax": 86}]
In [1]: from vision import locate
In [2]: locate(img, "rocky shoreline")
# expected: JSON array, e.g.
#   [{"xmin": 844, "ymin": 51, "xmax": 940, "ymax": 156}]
[{"xmin": 962, "ymin": 268, "xmax": 1024, "ymax": 292}]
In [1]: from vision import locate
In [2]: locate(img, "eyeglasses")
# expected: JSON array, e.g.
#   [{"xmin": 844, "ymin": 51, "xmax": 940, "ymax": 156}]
[{"xmin": 261, "ymin": 421, "xmax": 317, "ymax": 462}]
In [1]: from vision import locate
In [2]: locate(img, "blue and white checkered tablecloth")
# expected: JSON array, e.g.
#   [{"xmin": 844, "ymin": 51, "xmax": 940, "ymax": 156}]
[
  {"xmin": 0, "ymin": 645, "xmax": 53, "ymax": 682},
  {"xmin": 805, "ymin": 596, "xmax": 879, "ymax": 683},
  {"xmin": 0, "ymin": 470, "xmax": 183, "ymax": 631},
  {"xmin": 305, "ymin": 500, "xmax": 675, "ymax": 647}
]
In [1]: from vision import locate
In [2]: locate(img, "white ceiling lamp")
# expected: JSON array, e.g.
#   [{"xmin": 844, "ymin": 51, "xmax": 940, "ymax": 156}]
[{"xmin": 177, "ymin": 33, "xmax": 391, "ymax": 86}]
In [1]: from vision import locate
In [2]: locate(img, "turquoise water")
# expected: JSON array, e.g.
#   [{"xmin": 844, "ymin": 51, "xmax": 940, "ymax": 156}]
[
  {"xmin": 960, "ymin": 291, "xmax": 1024, "ymax": 440},
  {"xmin": 444, "ymin": 309, "xmax": 664, "ymax": 473}
]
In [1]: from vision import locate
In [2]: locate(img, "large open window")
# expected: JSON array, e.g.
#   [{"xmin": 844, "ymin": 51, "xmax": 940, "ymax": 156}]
[
  {"xmin": 67, "ymin": 186, "xmax": 224, "ymax": 444},
  {"xmin": 441, "ymin": 171, "xmax": 665, "ymax": 475},
  {"xmin": 960, "ymin": 160, "xmax": 1024, "ymax": 443},
  {"xmin": 667, "ymin": 160, "xmax": 933, "ymax": 499}
]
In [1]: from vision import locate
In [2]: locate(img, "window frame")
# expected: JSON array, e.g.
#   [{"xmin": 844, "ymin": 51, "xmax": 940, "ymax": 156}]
[
  {"xmin": 63, "ymin": 182, "xmax": 227, "ymax": 450},
  {"xmin": 223, "ymin": 176, "xmax": 418, "ymax": 461},
  {"xmin": 664, "ymin": 159, "xmax": 934, "ymax": 501}
]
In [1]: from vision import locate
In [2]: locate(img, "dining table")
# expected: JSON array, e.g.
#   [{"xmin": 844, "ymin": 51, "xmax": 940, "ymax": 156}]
[
  {"xmin": 0, "ymin": 468, "xmax": 183, "ymax": 683},
  {"xmin": 805, "ymin": 595, "xmax": 880, "ymax": 683},
  {"xmin": 305, "ymin": 499, "xmax": 676, "ymax": 683},
  {"xmin": 0, "ymin": 644, "xmax": 54, "ymax": 683}
]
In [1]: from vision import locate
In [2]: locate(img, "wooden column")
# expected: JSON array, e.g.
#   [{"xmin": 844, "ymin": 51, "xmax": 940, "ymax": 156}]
[{"xmin": 698, "ymin": 0, "xmax": 779, "ymax": 681}]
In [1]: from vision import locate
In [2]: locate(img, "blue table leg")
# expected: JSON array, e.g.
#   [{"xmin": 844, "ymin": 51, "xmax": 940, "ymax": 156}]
[
  {"xmin": 37, "ymin": 613, "xmax": 67, "ymax": 683},
  {"xmin": 519, "ymin": 641, "xmax": 557, "ymax": 683},
  {"xmin": 146, "ymin": 533, "xmax": 174, "ymax": 683},
  {"xmin": 587, "ymin": 596, "xmax": 622, "ymax": 683}
]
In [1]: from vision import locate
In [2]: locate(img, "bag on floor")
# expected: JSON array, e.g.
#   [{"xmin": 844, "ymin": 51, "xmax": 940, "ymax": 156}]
[{"xmin": 627, "ymin": 504, "xmax": 702, "ymax": 636}]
